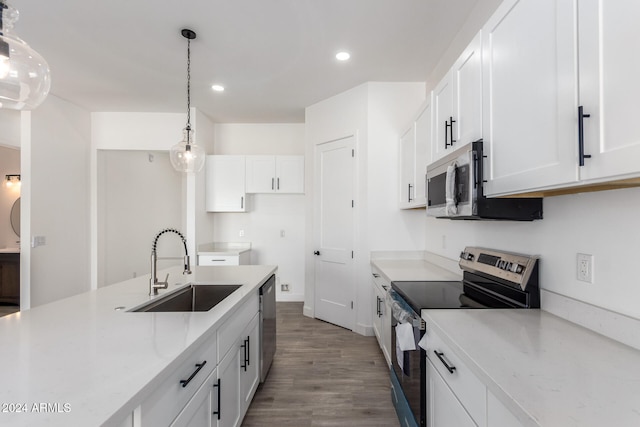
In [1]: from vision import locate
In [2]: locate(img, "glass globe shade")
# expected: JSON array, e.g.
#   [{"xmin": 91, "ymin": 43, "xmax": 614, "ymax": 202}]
[
  {"xmin": 170, "ymin": 128, "xmax": 205, "ymax": 173},
  {"xmin": 0, "ymin": 2, "xmax": 51, "ymax": 110}
]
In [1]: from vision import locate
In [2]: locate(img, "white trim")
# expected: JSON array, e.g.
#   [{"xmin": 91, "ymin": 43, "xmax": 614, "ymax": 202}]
[{"xmin": 276, "ymin": 293, "xmax": 304, "ymax": 302}]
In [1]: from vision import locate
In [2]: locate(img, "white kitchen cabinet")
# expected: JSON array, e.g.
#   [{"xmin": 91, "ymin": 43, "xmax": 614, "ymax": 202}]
[
  {"xmin": 487, "ymin": 392, "xmax": 524, "ymax": 427},
  {"xmin": 245, "ymin": 155, "xmax": 304, "ymax": 194},
  {"xmin": 399, "ymin": 96, "xmax": 431, "ymax": 209},
  {"xmin": 206, "ymin": 156, "xmax": 247, "ymax": 212},
  {"xmin": 170, "ymin": 368, "xmax": 218, "ymax": 427},
  {"xmin": 371, "ymin": 267, "xmax": 391, "ymax": 366},
  {"xmin": 482, "ymin": 0, "xmax": 579, "ymax": 196},
  {"xmin": 432, "ymin": 31, "xmax": 482, "ymax": 162},
  {"xmin": 424, "ymin": 321, "xmax": 486, "ymax": 427},
  {"xmin": 426, "ymin": 358, "xmax": 478, "ymax": 427},
  {"xmin": 239, "ymin": 313, "xmax": 260, "ymax": 410},
  {"xmin": 218, "ymin": 342, "xmax": 242, "ymax": 427},
  {"xmin": 576, "ymin": 1, "xmax": 640, "ymax": 183},
  {"xmin": 198, "ymin": 254, "xmax": 250, "ymax": 266},
  {"xmin": 140, "ymin": 333, "xmax": 218, "ymax": 427}
]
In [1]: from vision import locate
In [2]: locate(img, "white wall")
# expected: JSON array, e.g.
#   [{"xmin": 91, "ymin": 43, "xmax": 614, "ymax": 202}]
[
  {"xmin": 0, "ymin": 146, "xmax": 20, "ymax": 249},
  {"xmin": 97, "ymin": 150, "xmax": 182, "ymax": 287},
  {"xmin": 0, "ymin": 110, "xmax": 21, "ymax": 148},
  {"xmin": 305, "ymin": 82, "xmax": 426, "ymax": 334},
  {"xmin": 212, "ymin": 123, "xmax": 305, "ymax": 302},
  {"xmin": 25, "ymin": 95, "xmax": 92, "ymax": 307},
  {"xmin": 91, "ymin": 110, "xmax": 214, "ymax": 289},
  {"xmin": 425, "ymin": 188, "xmax": 640, "ymax": 320}
]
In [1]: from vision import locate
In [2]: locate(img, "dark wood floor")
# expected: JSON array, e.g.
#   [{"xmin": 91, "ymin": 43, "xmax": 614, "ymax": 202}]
[{"xmin": 242, "ymin": 302, "xmax": 400, "ymax": 427}]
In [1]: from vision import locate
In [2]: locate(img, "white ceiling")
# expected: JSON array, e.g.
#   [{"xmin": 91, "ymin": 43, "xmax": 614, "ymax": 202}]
[{"xmin": 13, "ymin": 0, "xmax": 479, "ymax": 123}]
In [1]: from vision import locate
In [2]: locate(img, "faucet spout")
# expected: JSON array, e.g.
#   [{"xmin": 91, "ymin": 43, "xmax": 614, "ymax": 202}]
[{"xmin": 150, "ymin": 228, "xmax": 192, "ymax": 296}]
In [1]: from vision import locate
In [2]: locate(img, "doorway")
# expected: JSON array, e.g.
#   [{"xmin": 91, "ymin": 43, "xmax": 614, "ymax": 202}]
[{"xmin": 0, "ymin": 145, "xmax": 21, "ymax": 317}]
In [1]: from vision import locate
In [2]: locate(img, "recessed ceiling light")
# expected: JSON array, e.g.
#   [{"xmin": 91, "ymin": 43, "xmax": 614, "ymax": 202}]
[
  {"xmin": 336, "ymin": 51, "xmax": 351, "ymax": 61},
  {"xmin": 211, "ymin": 84, "xmax": 225, "ymax": 92}
]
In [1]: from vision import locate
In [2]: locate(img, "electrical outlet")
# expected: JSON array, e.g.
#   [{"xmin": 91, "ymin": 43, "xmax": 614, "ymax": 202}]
[
  {"xmin": 281, "ymin": 284, "xmax": 290, "ymax": 292},
  {"xmin": 577, "ymin": 253, "xmax": 594, "ymax": 283}
]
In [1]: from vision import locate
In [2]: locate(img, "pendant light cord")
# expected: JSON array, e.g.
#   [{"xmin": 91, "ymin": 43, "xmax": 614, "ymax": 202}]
[{"xmin": 186, "ymin": 37, "xmax": 191, "ymax": 143}]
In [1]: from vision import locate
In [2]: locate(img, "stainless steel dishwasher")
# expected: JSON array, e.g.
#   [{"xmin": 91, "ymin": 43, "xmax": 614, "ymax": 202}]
[{"xmin": 259, "ymin": 275, "xmax": 276, "ymax": 383}]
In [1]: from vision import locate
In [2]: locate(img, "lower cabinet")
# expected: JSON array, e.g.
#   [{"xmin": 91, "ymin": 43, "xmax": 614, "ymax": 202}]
[
  {"xmin": 138, "ymin": 291, "xmax": 261, "ymax": 427},
  {"xmin": 424, "ymin": 323, "xmax": 526, "ymax": 427},
  {"xmin": 371, "ymin": 267, "xmax": 391, "ymax": 365},
  {"xmin": 170, "ymin": 369, "xmax": 219, "ymax": 427},
  {"xmin": 426, "ymin": 358, "xmax": 477, "ymax": 427},
  {"xmin": 0, "ymin": 253, "xmax": 20, "ymax": 305}
]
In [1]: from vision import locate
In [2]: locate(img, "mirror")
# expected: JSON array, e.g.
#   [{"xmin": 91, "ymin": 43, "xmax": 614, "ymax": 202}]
[{"xmin": 10, "ymin": 197, "xmax": 20, "ymax": 237}]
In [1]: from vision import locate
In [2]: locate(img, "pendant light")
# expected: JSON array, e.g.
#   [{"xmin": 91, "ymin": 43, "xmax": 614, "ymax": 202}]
[
  {"xmin": 170, "ymin": 29, "xmax": 205, "ymax": 174},
  {"xmin": 0, "ymin": 1, "xmax": 50, "ymax": 110}
]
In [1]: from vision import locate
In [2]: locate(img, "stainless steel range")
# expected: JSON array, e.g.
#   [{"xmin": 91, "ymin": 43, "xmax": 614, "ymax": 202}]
[{"xmin": 388, "ymin": 247, "xmax": 540, "ymax": 427}]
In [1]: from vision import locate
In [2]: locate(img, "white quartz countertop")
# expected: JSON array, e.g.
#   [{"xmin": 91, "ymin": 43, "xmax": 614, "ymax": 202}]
[
  {"xmin": 370, "ymin": 258, "xmax": 462, "ymax": 282},
  {"xmin": 0, "ymin": 264, "xmax": 276, "ymax": 427},
  {"xmin": 197, "ymin": 242, "xmax": 251, "ymax": 256},
  {"xmin": 422, "ymin": 309, "xmax": 640, "ymax": 427}
]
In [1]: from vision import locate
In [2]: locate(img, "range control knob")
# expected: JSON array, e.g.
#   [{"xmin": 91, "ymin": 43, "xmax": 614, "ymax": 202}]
[
  {"xmin": 460, "ymin": 251, "xmax": 474, "ymax": 261},
  {"xmin": 511, "ymin": 264, "xmax": 525, "ymax": 274}
]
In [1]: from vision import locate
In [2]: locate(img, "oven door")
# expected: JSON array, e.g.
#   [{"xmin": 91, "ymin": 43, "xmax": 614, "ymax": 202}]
[
  {"xmin": 391, "ymin": 309, "xmax": 425, "ymax": 427},
  {"xmin": 426, "ymin": 144, "xmax": 475, "ymax": 218}
]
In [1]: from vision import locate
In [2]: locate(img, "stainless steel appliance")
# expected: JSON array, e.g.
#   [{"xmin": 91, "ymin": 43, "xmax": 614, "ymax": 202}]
[
  {"xmin": 259, "ymin": 275, "xmax": 276, "ymax": 383},
  {"xmin": 426, "ymin": 139, "xmax": 543, "ymax": 220},
  {"xmin": 389, "ymin": 247, "xmax": 540, "ymax": 427}
]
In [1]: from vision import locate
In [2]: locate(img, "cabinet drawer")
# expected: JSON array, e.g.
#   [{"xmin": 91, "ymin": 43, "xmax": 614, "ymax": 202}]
[
  {"xmin": 424, "ymin": 323, "xmax": 487, "ymax": 427},
  {"xmin": 140, "ymin": 334, "xmax": 217, "ymax": 427},
  {"xmin": 198, "ymin": 255, "xmax": 239, "ymax": 266},
  {"xmin": 371, "ymin": 266, "xmax": 390, "ymax": 292},
  {"xmin": 218, "ymin": 292, "xmax": 259, "ymax": 361}
]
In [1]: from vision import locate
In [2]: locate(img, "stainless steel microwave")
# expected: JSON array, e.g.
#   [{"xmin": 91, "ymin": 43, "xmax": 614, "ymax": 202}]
[{"xmin": 426, "ymin": 139, "xmax": 543, "ymax": 220}]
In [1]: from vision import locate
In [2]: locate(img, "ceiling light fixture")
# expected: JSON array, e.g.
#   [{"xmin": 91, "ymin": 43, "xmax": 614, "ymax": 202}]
[
  {"xmin": 0, "ymin": 1, "xmax": 50, "ymax": 110},
  {"xmin": 336, "ymin": 51, "xmax": 351, "ymax": 61},
  {"xmin": 170, "ymin": 29, "xmax": 205, "ymax": 174},
  {"xmin": 211, "ymin": 84, "xmax": 224, "ymax": 92}
]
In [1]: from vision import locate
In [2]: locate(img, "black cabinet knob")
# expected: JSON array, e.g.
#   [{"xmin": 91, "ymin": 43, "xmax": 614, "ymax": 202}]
[{"xmin": 313, "ymin": 251, "xmax": 320, "ymax": 256}]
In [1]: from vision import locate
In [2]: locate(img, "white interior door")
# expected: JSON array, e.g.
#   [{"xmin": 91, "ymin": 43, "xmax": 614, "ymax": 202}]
[{"xmin": 313, "ymin": 136, "xmax": 355, "ymax": 330}]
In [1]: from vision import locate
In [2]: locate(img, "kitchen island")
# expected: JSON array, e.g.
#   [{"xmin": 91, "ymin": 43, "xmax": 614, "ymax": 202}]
[{"xmin": 0, "ymin": 264, "xmax": 276, "ymax": 427}]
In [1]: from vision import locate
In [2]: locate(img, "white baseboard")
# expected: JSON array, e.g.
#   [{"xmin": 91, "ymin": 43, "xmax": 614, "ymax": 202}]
[
  {"xmin": 303, "ymin": 304, "xmax": 314, "ymax": 318},
  {"xmin": 276, "ymin": 293, "xmax": 304, "ymax": 302},
  {"xmin": 354, "ymin": 322, "xmax": 374, "ymax": 337}
]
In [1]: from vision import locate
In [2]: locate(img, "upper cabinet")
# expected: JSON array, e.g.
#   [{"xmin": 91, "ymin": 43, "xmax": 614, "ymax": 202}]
[
  {"xmin": 577, "ymin": 0, "xmax": 640, "ymax": 183},
  {"xmin": 245, "ymin": 155, "xmax": 304, "ymax": 194},
  {"xmin": 483, "ymin": 0, "xmax": 640, "ymax": 197},
  {"xmin": 482, "ymin": 0, "xmax": 579, "ymax": 196},
  {"xmin": 432, "ymin": 31, "xmax": 483, "ymax": 162},
  {"xmin": 399, "ymin": 96, "xmax": 432, "ymax": 209},
  {"xmin": 206, "ymin": 155, "xmax": 247, "ymax": 212}
]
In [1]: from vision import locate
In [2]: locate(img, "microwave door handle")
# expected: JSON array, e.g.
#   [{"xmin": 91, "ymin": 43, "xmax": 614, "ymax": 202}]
[{"xmin": 445, "ymin": 162, "xmax": 458, "ymax": 215}]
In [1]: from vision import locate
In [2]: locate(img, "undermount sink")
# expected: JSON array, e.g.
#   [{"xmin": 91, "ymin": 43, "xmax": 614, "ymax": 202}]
[{"xmin": 131, "ymin": 284, "xmax": 242, "ymax": 312}]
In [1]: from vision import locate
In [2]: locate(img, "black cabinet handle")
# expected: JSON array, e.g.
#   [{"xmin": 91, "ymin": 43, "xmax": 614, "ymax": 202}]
[
  {"xmin": 241, "ymin": 196, "xmax": 244, "ymax": 209},
  {"xmin": 372, "ymin": 273, "xmax": 380, "ymax": 278},
  {"xmin": 445, "ymin": 117, "xmax": 457, "ymax": 148},
  {"xmin": 376, "ymin": 296, "xmax": 380, "ymax": 317},
  {"xmin": 246, "ymin": 335, "xmax": 251, "ymax": 367},
  {"xmin": 434, "ymin": 351, "xmax": 456, "ymax": 374},
  {"xmin": 272, "ymin": 177, "xmax": 275, "ymax": 190},
  {"xmin": 180, "ymin": 361, "xmax": 207, "ymax": 387},
  {"xmin": 408, "ymin": 183, "xmax": 413, "ymax": 202},
  {"xmin": 314, "ymin": 251, "xmax": 320, "ymax": 256},
  {"xmin": 277, "ymin": 178, "xmax": 280, "ymax": 190},
  {"xmin": 578, "ymin": 106, "xmax": 592, "ymax": 166},
  {"xmin": 212, "ymin": 378, "xmax": 221, "ymax": 420},
  {"xmin": 241, "ymin": 340, "xmax": 247, "ymax": 371}
]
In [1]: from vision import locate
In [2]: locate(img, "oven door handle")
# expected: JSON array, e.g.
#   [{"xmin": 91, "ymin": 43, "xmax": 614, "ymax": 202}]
[{"xmin": 434, "ymin": 351, "xmax": 456, "ymax": 374}]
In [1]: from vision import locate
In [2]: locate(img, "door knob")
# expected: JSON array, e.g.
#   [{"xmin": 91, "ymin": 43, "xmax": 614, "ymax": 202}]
[{"xmin": 314, "ymin": 251, "xmax": 320, "ymax": 256}]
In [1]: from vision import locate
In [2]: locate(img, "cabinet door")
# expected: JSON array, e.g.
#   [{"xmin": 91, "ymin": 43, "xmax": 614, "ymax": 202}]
[
  {"xmin": 482, "ymin": 0, "xmax": 579, "ymax": 196},
  {"xmin": 218, "ymin": 346, "xmax": 241, "ymax": 427},
  {"xmin": 372, "ymin": 281, "xmax": 384, "ymax": 347},
  {"xmin": 414, "ymin": 97, "xmax": 432, "ymax": 207},
  {"xmin": 487, "ymin": 392, "xmax": 524, "ymax": 427},
  {"xmin": 578, "ymin": 1, "xmax": 640, "ymax": 182},
  {"xmin": 245, "ymin": 156, "xmax": 276, "ymax": 193},
  {"xmin": 240, "ymin": 314, "xmax": 260, "ymax": 413},
  {"xmin": 398, "ymin": 124, "xmax": 417, "ymax": 208},
  {"xmin": 453, "ymin": 31, "xmax": 482, "ymax": 147},
  {"xmin": 433, "ymin": 72, "xmax": 455, "ymax": 162},
  {"xmin": 275, "ymin": 156, "xmax": 304, "ymax": 193},
  {"xmin": 426, "ymin": 358, "xmax": 478, "ymax": 427},
  {"xmin": 0, "ymin": 254, "xmax": 20, "ymax": 304},
  {"xmin": 170, "ymin": 369, "xmax": 217, "ymax": 427},
  {"xmin": 206, "ymin": 156, "xmax": 247, "ymax": 212}
]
